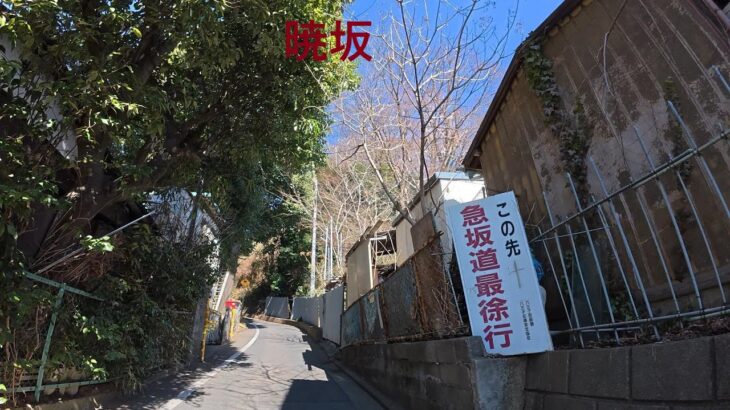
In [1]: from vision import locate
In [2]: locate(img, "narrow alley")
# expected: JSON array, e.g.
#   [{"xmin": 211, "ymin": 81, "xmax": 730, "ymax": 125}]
[
  {"xmin": 110, "ymin": 319, "xmax": 382, "ymax": 410},
  {"xmin": 3, "ymin": 0, "xmax": 730, "ymax": 409}
]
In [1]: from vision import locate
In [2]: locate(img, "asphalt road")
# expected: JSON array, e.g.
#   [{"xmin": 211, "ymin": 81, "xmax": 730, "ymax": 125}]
[{"xmin": 109, "ymin": 318, "xmax": 382, "ymax": 410}]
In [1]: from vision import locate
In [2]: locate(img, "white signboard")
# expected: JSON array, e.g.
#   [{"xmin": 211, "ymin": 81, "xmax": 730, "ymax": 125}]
[{"xmin": 446, "ymin": 191, "xmax": 552, "ymax": 355}]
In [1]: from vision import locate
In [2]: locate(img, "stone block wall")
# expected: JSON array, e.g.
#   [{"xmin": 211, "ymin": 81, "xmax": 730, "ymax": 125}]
[
  {"xmin": 525, "ymin": 333, "xmax": 730, "ymax": 409},
  {"xmin": 340, "ymin": 336, "xmax": 526, "ymax": 410},
  {"xmin": 339, "ymin": 330, "xmax": 729, "ymax": 409}
]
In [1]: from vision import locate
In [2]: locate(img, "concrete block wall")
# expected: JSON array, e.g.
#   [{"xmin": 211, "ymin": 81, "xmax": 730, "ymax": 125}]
[
  {"xmin": 340, "ymin": 332, "xmax": 730, "ymax": 409},
  {"xmin": 525, "ymin": 333, "xmax": 730, "ymax": 409},
  {"xmin": 340, "ymin": 336, "xmax": 526, "ymax": 410}
]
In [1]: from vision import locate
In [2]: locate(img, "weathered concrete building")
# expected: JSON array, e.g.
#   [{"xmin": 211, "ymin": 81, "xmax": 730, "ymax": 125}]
[
  {"xmin": 392, "ymin": 171, "xmax": 485, "ymax": 268},
  {"xmin": 464, "ymin": 0, "xmax": 730, "ymax": 330}
]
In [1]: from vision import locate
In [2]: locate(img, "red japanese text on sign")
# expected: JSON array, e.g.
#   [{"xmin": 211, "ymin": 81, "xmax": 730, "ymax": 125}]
[
  {"xmin": 468, "ymin": 248, "xmax": 500, "ymax": 272},
  {"xmin": 475, "ymin": 273, "xmax": 504, "ymax": 297},
  {"xmin": 285, "ymin": 20, "xmax": 372, "ymax": 61},
  {"xmin": 484, "ymin": 323, "xmax": 513, "ymax": 349},
  {"xmin": 461, "ymin": 205, "xmax": 488, "ymax": 226},
  {"xmin": 460, "ymin": 205, "xmax": 513, "ymax": 350},
  {"xmin": 448, "ymin": 192, "xmax": 553, "ymax": 355}
]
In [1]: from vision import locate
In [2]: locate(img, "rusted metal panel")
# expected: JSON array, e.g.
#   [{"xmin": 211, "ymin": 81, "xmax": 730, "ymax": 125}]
[
  {"xmin": 410, "ymin": 211, "xmax": 436, "ymax": 251},
  {"xmin": 411, "ymin": 237, "xmax": 462, "ymax": 336},
  {"xmin": 380, "ymin": 262, "xmax": 422, "ymax": 338},
  {"xmin": 361, "ymin": 288, "xmax": 385, "ymax": 342},
  {"xmin": 340, "ymin": 300, "xmax": 363, "ymax": 347},
  {"xmin": 342, "ymin": 235, "xmax": 465, "ymax": 345}
]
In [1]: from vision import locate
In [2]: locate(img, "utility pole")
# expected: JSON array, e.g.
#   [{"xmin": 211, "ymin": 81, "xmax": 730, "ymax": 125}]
[
  {"xmin": 324, "ymin": 223, "xmax": 330, "ymax": 281},
  {"xmin": 309, "ymin": 175, "xmax": 318, "ymax": 295},
  {"xmin": 328, "ymin": 219, "xmax": 334, "ymax": 281},
  {"xmin": 337, "ymin": 229, "xmax": 342, "ymax": 277}
]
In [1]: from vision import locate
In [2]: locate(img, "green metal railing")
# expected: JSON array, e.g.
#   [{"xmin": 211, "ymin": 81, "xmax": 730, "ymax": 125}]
[
  {"xmin": 4, "ymin": 211, "xmax": 156, "ymax": 402},
  {"xmin": 13, "ymin": 271, "xmax": 108, "ymax": 402}
]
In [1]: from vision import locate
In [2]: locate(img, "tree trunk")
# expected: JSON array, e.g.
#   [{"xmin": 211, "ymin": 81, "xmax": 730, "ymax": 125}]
[{"xmin": 309, "ymin": 175, "xmax": 318, "ymax": 295}]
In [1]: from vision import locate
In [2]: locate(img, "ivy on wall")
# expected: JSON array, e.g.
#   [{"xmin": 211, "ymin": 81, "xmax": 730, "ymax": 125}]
[
  {"xmin": 524, "ymin": 43, "xmax": 593, "ymax": 203},
  {"xmin": 523, "ymin": 43, "xmax": 638, "ymax": 334},
  {"xmin": 662, "ymin": 78, "xmax": 693, "ymax": 185}
]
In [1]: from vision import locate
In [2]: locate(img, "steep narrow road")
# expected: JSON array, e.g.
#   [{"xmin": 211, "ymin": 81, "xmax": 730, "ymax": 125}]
[{"xmin": 112, "ymin": 319, "xmax": 382, "ymax": 410}]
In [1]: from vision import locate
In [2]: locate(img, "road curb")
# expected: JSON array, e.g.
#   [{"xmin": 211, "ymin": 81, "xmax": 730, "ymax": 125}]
[
  {"xmin": 19, "ymin": 391, "xmax": 119, "ymax": 410},
  {"xmin": 322, "ymin": 344, "xmax": 405, "ymax": 410}
]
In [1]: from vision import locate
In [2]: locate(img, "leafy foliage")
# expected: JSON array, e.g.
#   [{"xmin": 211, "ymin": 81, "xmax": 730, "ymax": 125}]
[
  {"xmin": 80, "ymin": 235, "xmax": 114, "ymax": 253},
  {"xmin": 1, "ymin": 0, "xmax": 356, "ymax": 258},
  {"xmin": 0, "ymin": 0, "xmax": 355, "ymax": 400},
  {"xmin": 241, "ymin": 173, "xmax": 315, "ymax": 308},
  {"xmin": 63, "ymin": 226, "xmax": 218, "ymax": 390}
]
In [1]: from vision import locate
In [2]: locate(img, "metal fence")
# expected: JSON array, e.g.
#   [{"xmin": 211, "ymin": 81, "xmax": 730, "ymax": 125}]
[
  {"xmin": 341, "ymin": 236, "xmax": 467, "ymax": 346},
  {"xmin": 530, "ymin": 101, "xmax": 729, "ymax": 347},
  {"xmin": 322, "ymin": 285, "xmax": 344, "ymax": 344},
  {"xmin": 290, "ymin": 287, "xmax": 344, "ymax": 344},
  {"xmin": 3, "ymin": 272, "xmax": 107, "ymax": 402}
]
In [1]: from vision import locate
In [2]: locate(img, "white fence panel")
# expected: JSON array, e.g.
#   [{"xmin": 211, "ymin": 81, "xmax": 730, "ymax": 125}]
[
  {"xmin": 264, "ymin": 296, "xmax": 290, "ymax": 319},
  {"xmin": 322, "ymin": 285, "xmax": 344, "ymax": 344},
  {"xmin": 291, "ymin": 296, "xmax": 323, "ymax": 326}
]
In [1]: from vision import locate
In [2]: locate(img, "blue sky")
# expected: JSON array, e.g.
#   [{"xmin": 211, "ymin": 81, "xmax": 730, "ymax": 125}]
[
  {"xmin": 326, "ymin": 0, "xmax": 562, "ymax": 145},
  {"xmin": 344, "ymin": 0, "xmax": 562, "ymax": 52}
]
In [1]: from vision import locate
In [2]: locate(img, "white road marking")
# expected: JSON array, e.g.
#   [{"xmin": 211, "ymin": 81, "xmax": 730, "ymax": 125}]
[{"xmin": 161, "ymin": 322, "xmax": 261, "ymax": 410}]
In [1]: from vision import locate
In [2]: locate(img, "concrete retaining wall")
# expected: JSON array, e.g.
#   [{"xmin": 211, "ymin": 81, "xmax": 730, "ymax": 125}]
[
  {"xmin": 340, "ymin": 336, "xmax": 526, "ymax": 410},
  {"xmin": 341, "ymin": 332, "xmax": 730, "ymax": 409},
  {"xmin": 525, "ymin": 333, "xmax": 730, "ymax": 409}
]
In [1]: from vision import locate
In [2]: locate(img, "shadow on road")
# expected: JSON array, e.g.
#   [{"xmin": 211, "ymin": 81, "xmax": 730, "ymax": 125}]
[
  {"xmin": 108, "ymin": 318, "xmax": 381, "ymax": 410},
  {"xmin": 106, "ymin": 318, "xmax": 256, "ymax": 409},
  {"xmin": 283, "ymin": 333, "xmax": 381, "ymax": 409},
  {"xmin": 281, "ymin": 379, "xmax": 350, "ymax": 409}
]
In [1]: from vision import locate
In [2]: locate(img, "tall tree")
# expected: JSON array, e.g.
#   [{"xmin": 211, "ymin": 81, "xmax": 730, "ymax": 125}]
[
  {"xmin": 334, "ymin": 0, "xmax": 515, "ymax": 218},
  {"xmin": 0, "ymin": 0, "xmax": 357, "ymax": 281},
  {"xmin": 309, "ymin": 175, "xmax": 318, "ymax": 295}
]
